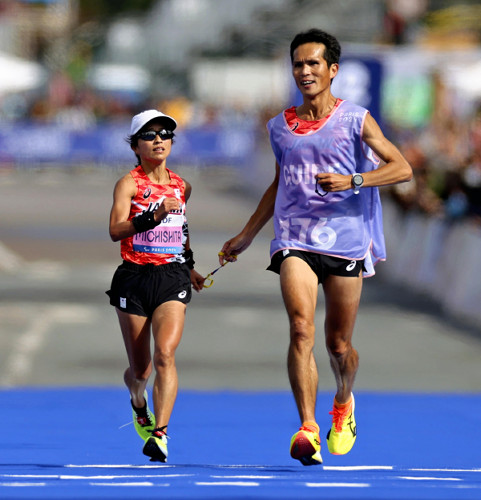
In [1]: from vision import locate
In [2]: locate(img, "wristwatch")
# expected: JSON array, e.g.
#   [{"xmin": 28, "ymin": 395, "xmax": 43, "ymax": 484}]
[{"xmin": 352, "ymin": 173, "xmax": 364, "ymax": 194}]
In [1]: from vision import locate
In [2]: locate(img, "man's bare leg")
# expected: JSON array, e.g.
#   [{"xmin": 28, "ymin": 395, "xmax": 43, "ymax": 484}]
[
  {"xmin": 322, "ymin": 274, "xmax": 362, "ymax": 403},
  {"xmin": 280, "ymin": 257, "xmax": 320, "ymax": 423}
]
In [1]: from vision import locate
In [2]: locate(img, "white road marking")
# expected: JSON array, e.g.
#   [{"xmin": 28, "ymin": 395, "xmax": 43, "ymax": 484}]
[
  {"xmin": 66, "ymin": 464, "xmax": 173, "ymax": 468},
  {"xmin": 324, "ymin": 465, "xmax": 393, "ymax": 471},
  {"xmin": 196, "ymin": 481, "xmax": 259, "ymax": 486},
  {"xmin": 1, "ymin": 308, "xmax": 53, "ymax": 386},
  {"xmin": 4, "ymin": 465, "xmax": 480, "ymax": 493},
  {"xmin": 1, "ymin": 475, "xmax": 58, "ymax": 478},
  {"xmin": 409, "ymin": 468, "xmax": 481, "ymax": 472},
  {"xmin": 216, "ymin": 465, "xmax": 268, "ymax": 468},
  {"xmin": 0, "ymin": 482, "xmax": 46, "ymax": 487},
  {"xmin": 1, "ymin": 474, "xmax": 191, "ymax": 480},
  {"xmin": 399, "ymin": 476, "xmax": 462, "ymax": 481},
  {"xmin": 0, "ymin": 241, "xmax": 23, "ymax": 272},
  {"xmin": 89, "ymin": 482, "xmax": 156, "ymax": 487},
  {"xmin": 306, "ymin": 482, "xmax": 370, "ymax": 487},
  {"xmin": 210, "ymin": 475, "xmax": 275, "ymax": 479},
  {"xmin": 0, "ymin": 304, "xmax": 97, "ymax": 386}
]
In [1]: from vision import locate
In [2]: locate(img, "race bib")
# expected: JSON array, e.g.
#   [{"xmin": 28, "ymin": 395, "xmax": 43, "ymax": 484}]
[{"xmin": 133, "ymin": 212, "xmax": 183, "ymax": 254}]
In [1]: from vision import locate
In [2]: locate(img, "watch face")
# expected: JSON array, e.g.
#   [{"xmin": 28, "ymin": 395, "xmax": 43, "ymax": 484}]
[{"xmin": 353, "ymin": 174, "xmax": 363, "ymax": 186}]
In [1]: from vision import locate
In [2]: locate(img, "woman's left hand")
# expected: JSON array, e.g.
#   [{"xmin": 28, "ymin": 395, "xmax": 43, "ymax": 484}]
[{"xmin": 190, "ymin": 269, "xmax": 206, "ymax": 292}]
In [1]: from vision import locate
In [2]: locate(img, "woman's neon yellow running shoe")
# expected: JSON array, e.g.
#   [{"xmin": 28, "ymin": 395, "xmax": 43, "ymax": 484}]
[
  {"xmin": 143, "ymin": 427, "xmax": 168, "ymax": 463},
  {"xmin": 131, "ymin": 391, "xmax": 155, "ymax": 441},
  {"xmin": 326, "ymin": 393, "xmax": 357, "ymax": 455},
  {"xmin": 290, "ymin": 424, "xmax": 323, "ymax": 465}
]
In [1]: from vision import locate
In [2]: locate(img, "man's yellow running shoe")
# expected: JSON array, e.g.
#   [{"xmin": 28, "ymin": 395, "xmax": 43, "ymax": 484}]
[
  {"xmin": 326, "ymin": 393, "xmax": 357, "ymax": 455},
  {"xmin": 143, "ymin": 427, "xmax": 168, "ymax": 463},
  {"xmin": 290, "ymin": 425, "xmax": 323, "ymax": 465},
  {"xmin": 131, "ymin": 391, "xmax": 155, "ymax": 441}
]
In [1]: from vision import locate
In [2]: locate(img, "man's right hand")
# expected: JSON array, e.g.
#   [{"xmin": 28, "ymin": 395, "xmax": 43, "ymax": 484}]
[{"xmin": 219, "ymin": 233, "xmax": 252, "ymax": 265}]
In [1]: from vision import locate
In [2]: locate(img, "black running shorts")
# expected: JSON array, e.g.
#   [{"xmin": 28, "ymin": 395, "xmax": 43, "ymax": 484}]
[
  {"xmin": 106, "ymin": 260, "xmax": 192, "ymax": 318},
  {"xmin": 267, "ymin": 249, "xmax": 365, "ymax": 284}
]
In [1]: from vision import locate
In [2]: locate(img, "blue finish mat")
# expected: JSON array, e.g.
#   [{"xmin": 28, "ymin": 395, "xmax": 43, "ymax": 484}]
[{"xmin": 1, "ymin": 389, "xmax": 480, "ymax": 499}]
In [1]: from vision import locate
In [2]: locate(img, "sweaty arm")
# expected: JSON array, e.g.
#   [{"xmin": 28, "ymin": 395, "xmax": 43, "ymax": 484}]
[
  {"xmin": 315, "ymin": 113, "xmax": 413, "ymax": 193},
  {"xmin": 109, "ymin": 174, "xmax": 181, "ymax": 242},
  {"xmin": 182, "ymin": 178, "xmax": 205, "ymax": 291},
  {"xmin": 109, "ymin": 174, "xmax": 138, "ymax": 242},
  {"xmin": 219, "ymin": 163, "xmax": 280, "ymax": 264},
  {"xmin": 360, "ymin": 113, "xmax": 413, "ymax": 187},
  {"xmin": 182, "ymin": 178, "xmax": 193, "ymax": 254}
]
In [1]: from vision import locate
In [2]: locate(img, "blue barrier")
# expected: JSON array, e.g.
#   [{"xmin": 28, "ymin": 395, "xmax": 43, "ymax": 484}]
[
  {"xmin": 382, "ymin": 200, "xmax": 481, "ymax": 326},
  {"xmin": 0, "ymin": 123, "xmax": 256, "ymax": 167}
]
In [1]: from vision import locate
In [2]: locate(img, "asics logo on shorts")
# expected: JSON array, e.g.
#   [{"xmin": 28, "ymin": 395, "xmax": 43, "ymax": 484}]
[
  {"xmin": 346, "ymin": 260, "xmax": 356, "ymax": 272},
  {"xmin": 178, "ymin": 290, "xmax": 187, "ymax": 299}
]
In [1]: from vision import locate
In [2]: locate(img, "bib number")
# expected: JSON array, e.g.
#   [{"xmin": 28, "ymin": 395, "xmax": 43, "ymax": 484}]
[{"xmin": 280, "ymin": 217, "xmax": 337, "ymax": 250}]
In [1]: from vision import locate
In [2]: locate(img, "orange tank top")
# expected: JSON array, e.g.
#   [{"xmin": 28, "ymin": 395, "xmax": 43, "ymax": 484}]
[{"xmin": 120, "ymin": 165, "xmax": 187, "ymax": 266}]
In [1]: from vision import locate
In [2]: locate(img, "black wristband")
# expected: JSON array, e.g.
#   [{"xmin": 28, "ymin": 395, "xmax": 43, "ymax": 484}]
[
  {"xmin": 132, "ymin": 211, "xmax": 158, "ymax": 234},
  {"xmin": 183, "ymin": 248, "xmax": 195, "ymax": 269}
]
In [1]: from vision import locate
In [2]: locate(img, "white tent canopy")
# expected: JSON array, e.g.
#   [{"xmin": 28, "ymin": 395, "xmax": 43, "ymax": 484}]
[
  {"xmin": 0, "ymin": 52, "xmax": 46, "ymax": 95},
  {"xmin": 445, "ymin": 59, "xmax": 481, "ymax": 99},
  {"xmin": 87, "ymin": 63, "xmax": 151, "ymax": 94}
]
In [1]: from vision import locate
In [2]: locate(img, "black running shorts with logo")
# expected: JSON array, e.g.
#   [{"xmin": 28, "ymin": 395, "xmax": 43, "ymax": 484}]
[
  {"xmin": 106, "ymin": 260, "xmax": 192, "ymax": 318},
  {"xmin": 267, "ymin": 249, "xmax": 365, "ymax": 284}
]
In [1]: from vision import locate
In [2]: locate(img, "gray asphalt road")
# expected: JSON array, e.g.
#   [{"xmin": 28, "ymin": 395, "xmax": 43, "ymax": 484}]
[{"xmin": 0, "ymin": 167, "xmax": 480, "ymax": 391}]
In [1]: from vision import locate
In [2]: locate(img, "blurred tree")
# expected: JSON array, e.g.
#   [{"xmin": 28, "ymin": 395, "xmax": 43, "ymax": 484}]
[{"xmin": 78, "ymin": 0, "xmax": 158, "ymax": 22}]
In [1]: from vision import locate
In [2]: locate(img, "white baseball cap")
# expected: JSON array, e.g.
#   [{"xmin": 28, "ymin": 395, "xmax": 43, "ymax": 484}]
[{"xmin": 130, "ymin": 109, "xmax": 177, "ymax": 136}]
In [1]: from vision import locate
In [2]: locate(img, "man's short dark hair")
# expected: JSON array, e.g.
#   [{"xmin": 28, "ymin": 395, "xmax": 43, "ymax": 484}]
[{"xmin": 290, "ymin": 29, "xmax": 341, "ymax": 67}]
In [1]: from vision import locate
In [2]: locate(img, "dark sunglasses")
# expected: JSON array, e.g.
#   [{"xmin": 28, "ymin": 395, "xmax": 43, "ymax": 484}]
[{"xmin": 137, "ymin": 130, "xmax": 175, "ymax": 141}]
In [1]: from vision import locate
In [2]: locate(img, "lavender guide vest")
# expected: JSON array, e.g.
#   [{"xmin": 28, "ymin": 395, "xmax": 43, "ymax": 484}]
[{"xmin": 267, "ymin": 100, "xmax": 386, "ymax": 277}]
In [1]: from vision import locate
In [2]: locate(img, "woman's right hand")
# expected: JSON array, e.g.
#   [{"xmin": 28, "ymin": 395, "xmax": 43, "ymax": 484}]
[{"xmin": 155, "ymin": 197, "xmax": 180, "ymax": 222}]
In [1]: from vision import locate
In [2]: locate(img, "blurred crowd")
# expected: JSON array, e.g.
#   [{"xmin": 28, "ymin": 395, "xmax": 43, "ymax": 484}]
[
  {"xmin": 388, "ymin": 101, "xmax": 481, "ymax": 226},
  {"xmin": 1, "ymin": 69, "xmax": 264, "ymax": 130},
  {"xmin": 2, "ymin": 70, "xmax": 140, "ymax": 128},
  {"xmin": 1, "ymin": 67, "xmax": 480, "ymax": 226}
]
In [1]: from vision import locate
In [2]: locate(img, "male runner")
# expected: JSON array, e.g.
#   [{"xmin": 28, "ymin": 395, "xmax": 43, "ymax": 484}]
[{"xmin": 220, "ymin": 29, "xmax": 412, "ymax": 464}]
